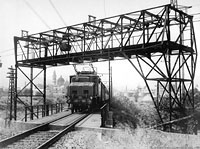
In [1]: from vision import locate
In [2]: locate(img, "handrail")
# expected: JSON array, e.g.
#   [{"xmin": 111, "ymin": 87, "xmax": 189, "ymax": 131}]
[
  {"xmin": 24, "ymin": 103, "xmax": 65, "ymax": 122},
  {"xmin": 152, "ymin": 114, "xmax": 194, "ymax": 129}
]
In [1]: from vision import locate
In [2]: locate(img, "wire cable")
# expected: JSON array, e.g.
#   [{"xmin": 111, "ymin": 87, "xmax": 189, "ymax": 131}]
[
  {"xmin": 192, "ymin": 13, "xmax": 200, "ymax": 16},
  {"xmin": 24, "ymin": 0, "xmax": 51, "ymax": 29},
  {"xmin": 103, "ymin": 0, "xmax": 107, "ymax": 17},
  {"xmin": 49, "ymin": 0, "xmax": 67, "ymax": 26},
  {"xmin": 0, "ymin": 48, "xmax": 14, "ymax": 53}
]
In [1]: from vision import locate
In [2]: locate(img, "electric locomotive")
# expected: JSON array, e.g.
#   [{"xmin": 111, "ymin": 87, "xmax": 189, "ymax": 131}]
[{"xmin": 67, "ymin": 69, "xmax": 108, "ymax": 113}]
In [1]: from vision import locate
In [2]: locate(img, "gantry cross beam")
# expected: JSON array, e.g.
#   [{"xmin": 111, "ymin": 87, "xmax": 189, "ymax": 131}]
[
  {"xmin": 15, "ymin": 4, "xmax": 194, "ymax": 66},
  {"xmin": 14, "ymin": 4, "xmax": 197, "ymax": 133}
]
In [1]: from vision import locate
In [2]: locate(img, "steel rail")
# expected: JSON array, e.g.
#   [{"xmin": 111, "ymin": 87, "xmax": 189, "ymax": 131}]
[
  {"xmin": 0, "ymin": 112, "xmax": 73, "ymax": 148},
  {"xmin": 36, "ymin": 113, "xmax": 90, "ymax": 149}
]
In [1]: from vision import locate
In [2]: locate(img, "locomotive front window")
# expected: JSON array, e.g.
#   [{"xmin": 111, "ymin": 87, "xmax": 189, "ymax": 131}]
[
  {"xmin": 83, "ymin": 90, "xmax": 89, "ymax": 95},
  {"xmin": 72, "ymin": 90, "xmax": 77, "ymax": 95},
  {"xmin": 71, "ymin": 77, "xmax": 89, "ymax": 82}
]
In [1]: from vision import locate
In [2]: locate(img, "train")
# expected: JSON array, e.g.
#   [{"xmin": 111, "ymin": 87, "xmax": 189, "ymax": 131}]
[{"xmin": 66, "ymin": 69, "xmax": 109, "ymax": 113}]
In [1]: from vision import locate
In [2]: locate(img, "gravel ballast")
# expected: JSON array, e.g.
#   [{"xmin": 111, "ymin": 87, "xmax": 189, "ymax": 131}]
[{"xmin": 50, "ymin": 127, "xmax": 200, "ymax": 149}]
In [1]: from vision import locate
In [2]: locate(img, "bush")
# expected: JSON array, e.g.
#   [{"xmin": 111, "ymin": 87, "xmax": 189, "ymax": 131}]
[
  {"xmin": 136, "ymin": 102, "xmax": 159, "ymax": 127},
  {"xmin": 110, "ymin": 96, "xmax": 140, "ymax": 129}
]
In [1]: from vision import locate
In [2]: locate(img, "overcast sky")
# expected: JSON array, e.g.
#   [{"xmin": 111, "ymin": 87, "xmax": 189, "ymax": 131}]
[{"xmin": 0, "ymin": 0, "xmax": 200, "ymax": 90}]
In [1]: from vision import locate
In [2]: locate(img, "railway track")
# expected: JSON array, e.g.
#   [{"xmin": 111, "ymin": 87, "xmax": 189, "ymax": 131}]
[{"xmin": 0, "ymin": 113, "xmax": 90, "ymax": 149}]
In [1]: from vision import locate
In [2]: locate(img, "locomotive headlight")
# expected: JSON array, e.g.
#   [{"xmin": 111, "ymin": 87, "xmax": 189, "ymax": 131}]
[
  {"xmin": 87, "ymin": 99, "xmax": 92, "ymax": 104},
  {"xmin": 82, "ymin": 99, "xmax": 86, "ymax": 103},
  {"xmin": 87, "ymin": 96, "xmax": 92, "ymax": 104}
]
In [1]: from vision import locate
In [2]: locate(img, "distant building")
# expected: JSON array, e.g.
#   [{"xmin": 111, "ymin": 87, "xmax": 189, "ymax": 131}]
[
  {"xmin": 57, "ymin": 75, "xmax": 65, "ymax": 87},
  {"xmin": 123, "ymin": 86, "xmax": 156, "ymax": 102},
  {"xmin": 52, "ymin": 70, "xmax": 57, "ymax": 85}
]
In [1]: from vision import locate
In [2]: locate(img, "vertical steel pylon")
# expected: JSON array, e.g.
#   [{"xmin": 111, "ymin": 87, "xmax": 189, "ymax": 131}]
[
  {"xmin": 6, "ymin": 66, "xmax": 15, "ymax": 121},
  {"xmin": 122, "ymin": 5, "xmax": 197, "ymax": 133}
]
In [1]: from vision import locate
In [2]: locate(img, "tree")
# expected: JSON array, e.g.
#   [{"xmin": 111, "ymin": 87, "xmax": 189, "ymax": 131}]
[
  {"xmin": 133, "ymin": 86, "xmax": 141, "ymax": 102},
  {"xmin": 158, "ymin": 88, "xmax": 200, "ymax": 133},
  {"xmin": 22, "ymin": 88, "xmax": 32, "ymax": 95}
]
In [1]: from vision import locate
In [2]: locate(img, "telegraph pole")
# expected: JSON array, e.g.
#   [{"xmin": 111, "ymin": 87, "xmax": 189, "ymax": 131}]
[{"xmin": 6, "ymin": 66, "xmax": 15, "ymax": 120}]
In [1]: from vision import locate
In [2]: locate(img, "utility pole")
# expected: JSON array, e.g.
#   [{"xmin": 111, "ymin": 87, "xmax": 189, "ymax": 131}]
[
  {"xmin": 6, "ymin": 66, "xmax": 15, "ymax": 121},
  {"xmin": 108, "ymin": 49, "xmax": 112, "ymax": 110}
]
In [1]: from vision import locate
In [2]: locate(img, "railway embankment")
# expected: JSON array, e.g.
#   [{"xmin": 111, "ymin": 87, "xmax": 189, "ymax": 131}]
[
  {"xmin": 1, "ymin": 116, "xmax": 200, "ymax": 148},
  {"xmin": 49, "ymin": 127, "xmax": 200, "ymax": 149},
  {"xmin": 49, "ymin": 95, "xmax": 200, "ymax": 148},
  {"xmin": 1, "ymin": 94, "xmax": 200, "ymax": 148}
]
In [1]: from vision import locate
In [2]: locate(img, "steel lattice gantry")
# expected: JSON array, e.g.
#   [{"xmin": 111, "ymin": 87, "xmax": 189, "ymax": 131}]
[{"xmin": 14, "ymin": 4, "xmax": 197, "ymax": 131}]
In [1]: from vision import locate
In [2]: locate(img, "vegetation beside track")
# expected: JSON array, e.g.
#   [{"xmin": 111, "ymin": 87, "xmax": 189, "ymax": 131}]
[
  {"xmin": 110, "ymin": 95, "xmax": 159, "ymax": 129},
  {"xmin": 111, "ymin": 88, "xmax": 200, "ymax": 133}
]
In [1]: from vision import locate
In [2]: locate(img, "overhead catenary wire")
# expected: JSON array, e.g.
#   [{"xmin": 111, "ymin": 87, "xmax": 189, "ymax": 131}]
[
  {"xmin": 49, "ymin": 0, "xmax": 67, "ymax": 26},
  {"xmin": 193, "ymin": 12, "xmax": 200, "ymax": 15},
  {"xmin": 193, "ymin": 19, "xmax": 200, "ymax": 22},
  {"xmin": 23, "ymin": 0, "xmax": 51, "ymax": 30},
  {"xmin": 103, "ymin": 0, "xmax": 107, "ymax": 17},
  {"xmin": 0, "ymin": 48, "xmax": 14, "ymax": 53}
]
